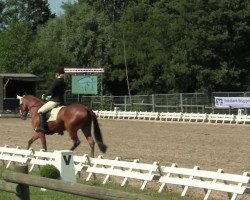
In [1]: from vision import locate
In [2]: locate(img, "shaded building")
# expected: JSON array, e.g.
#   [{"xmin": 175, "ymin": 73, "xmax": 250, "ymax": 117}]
[{"xmin": 0, "ymin": 74, "xmax": 41, "ymax": 111}]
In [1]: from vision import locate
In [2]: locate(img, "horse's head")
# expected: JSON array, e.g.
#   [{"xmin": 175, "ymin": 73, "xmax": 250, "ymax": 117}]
[{"xmin": 17, "ymin": 95, "xmax": 28, "ymax": 120}]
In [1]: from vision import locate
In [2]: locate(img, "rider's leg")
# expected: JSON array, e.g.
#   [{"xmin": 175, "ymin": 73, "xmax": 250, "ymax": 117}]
[
  {"xmin": 37, "ymin": 112, "xmax": 48, "ymax": 133},
  {"xmin": 36, "ymin": 101, "xmax": 58, "ymax": 133}
]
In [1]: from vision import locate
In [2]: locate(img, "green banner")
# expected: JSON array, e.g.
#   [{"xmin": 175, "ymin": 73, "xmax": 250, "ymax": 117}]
[{"xmin": 72, "ymin": 75, "xmax": 97, "ymax": 94}]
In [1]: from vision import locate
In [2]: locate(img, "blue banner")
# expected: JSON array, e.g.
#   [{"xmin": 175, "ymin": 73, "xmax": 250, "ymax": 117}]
[{"xmin": 215, "ymin": 97, "xmax": 250, "ymax": 108}]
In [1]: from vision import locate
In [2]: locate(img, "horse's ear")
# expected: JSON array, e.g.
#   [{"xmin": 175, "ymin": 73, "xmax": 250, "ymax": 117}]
[{"xmin": 17, "ymin": 95, "xmax": 23, "ymax": 104}]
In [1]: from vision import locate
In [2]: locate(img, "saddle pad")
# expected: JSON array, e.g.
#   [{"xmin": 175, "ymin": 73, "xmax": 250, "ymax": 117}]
[{"xmin": 48, "ymin": 106, "xmax": 65, "ymax": 121}]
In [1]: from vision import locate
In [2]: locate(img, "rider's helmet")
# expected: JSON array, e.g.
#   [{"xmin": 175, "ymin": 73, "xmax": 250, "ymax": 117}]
[{"xmin": 55, "ymin": 67, "xmax": 65, "ymax": 75}]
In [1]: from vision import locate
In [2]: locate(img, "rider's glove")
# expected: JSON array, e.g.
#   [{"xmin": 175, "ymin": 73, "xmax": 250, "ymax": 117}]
[
  {"xmin": 46, "ymin": 96, "xmax": 51, "ymax": 101},
  {"xmin": 41, "ymin": 94, "xmax": 46, "ymax": 100}
]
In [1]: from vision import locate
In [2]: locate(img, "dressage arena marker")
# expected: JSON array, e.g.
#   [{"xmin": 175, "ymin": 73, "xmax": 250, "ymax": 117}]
[
  {"xmin": 94, "ymin": 110, "xmax": 250, "ymax": 124},
  {"xmin": 0, "ymin": 146, "xmax": 76, "ymax": 183},
  {"xmin": 54, "ymin": 150, "xmax": 76, "ymax": 183},
  {"xmin": 0, "ymin": 145, "xmax": 249, "ymax": 200},
  {"xmin": 2, "ymin": 109, "xmax": 250, "ymax": 124}
]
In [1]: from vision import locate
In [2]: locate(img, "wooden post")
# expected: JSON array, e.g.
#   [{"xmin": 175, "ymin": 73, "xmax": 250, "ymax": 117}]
[
  {"xmin": 14, "ymin": 164, "xmax": 30, "ymax": 200},
  {"xmin": 3, "ymin": 171, "xmax": 158, "ymax": 200}
]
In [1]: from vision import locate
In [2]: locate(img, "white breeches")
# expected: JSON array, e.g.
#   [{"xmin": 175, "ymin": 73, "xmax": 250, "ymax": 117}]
[{"xmin": 38, "ymin": 101, "xmax": 59, "ymax": 113}]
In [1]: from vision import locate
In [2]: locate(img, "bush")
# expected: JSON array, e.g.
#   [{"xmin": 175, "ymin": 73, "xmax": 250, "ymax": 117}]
[{"xmin": 40, "ymin": 164, "xmax": 60, "ymax": 179}]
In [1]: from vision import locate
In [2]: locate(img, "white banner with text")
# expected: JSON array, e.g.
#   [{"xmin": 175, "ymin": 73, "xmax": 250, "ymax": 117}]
[{"xmin": 215, "ymin": 97, "xmax": 250, "ymax": 108}]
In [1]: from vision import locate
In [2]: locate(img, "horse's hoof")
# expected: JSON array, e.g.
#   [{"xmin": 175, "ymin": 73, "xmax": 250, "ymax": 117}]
[{"xmin": 100, "ymin": 144, "xmax": 107, "ymax": 153}]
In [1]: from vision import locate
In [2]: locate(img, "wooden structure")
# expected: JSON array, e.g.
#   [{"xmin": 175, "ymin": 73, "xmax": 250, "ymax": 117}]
[
  {"xmin": 1, "ymin": 166, "xmax": 157, "ymax": 200},
  {"xmin": 0, "ymin": 74, "xmax": 40, "ymax": 111}
]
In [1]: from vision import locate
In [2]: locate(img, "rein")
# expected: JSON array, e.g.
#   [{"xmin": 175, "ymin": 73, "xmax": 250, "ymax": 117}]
[
  {"xmin": 20, "ymin": 102, "xmax": 42, "ymax": 119},
  {"xmin": 28, "ymin": 103, "xmax": 41, "ymax": 110}
]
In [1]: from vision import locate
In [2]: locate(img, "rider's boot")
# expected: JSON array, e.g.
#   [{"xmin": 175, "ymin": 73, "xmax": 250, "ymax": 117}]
[{"xmin": 35, "ymin": 112, "xmax": 49, "ymax": 133}]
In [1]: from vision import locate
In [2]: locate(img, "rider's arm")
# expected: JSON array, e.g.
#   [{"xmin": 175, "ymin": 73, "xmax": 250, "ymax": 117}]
[{"xmin": 45, "ymin": 80, "xmax": 59, "ymax": 96}]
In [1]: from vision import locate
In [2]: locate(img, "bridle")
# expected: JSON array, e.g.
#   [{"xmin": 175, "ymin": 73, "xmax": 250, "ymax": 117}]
[
  {"xmin": 19, "ymin": 102, "xmax": 41, "ymax": 120},
  {"xmin": 19, "ymin": 103, "xmax": 28, "ymax": 120}
]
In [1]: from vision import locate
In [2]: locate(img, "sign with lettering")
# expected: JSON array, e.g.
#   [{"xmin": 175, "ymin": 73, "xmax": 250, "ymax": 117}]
[
  {"xmin": 63, "ymin": 155, "xmax": 71, "ymax": 165},
  {"xmin": 215, "ymin": 97, "xmax": 250, "ymax": 108}
]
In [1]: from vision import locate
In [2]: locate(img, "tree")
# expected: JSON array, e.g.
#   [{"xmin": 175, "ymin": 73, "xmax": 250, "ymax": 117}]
[
  {"xmin": 29, "ymin": 17, "xmax": 72, "ymax": 88},
  {"xmin": 1, "ymin": 0, "xmax": 54, "ymax": 30},
  {"xmin": 0, "ymin": 21, "xmax": 33, "ymax": 73},
  {"xmin": 0, "ymin": 1, "xmax": 5, "ymax": 30},
  {"xmin": 62, "ymin": 1, "xmax": 110, "ymax": 68},
  {"xmin": 81, "ymin": 0, "xmax": 138, "ymax": 22},
  {"xmin": 150, "ymin": 0, "xmax": 250, "ymax": 92},
  {"xmin": 107, "ymin": 1, "xmax": 169, "ymax": 94}
]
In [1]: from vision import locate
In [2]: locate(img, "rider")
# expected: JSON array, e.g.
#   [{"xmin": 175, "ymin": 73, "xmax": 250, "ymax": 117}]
[{"xmin": 35, "ymin": 67, "xmax": 66, "ymax": 133}]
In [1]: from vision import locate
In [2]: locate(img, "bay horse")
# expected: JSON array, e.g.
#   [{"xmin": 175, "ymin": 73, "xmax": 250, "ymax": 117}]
[{"xmin": 16, "ymin": 95, "xmax": 107, "ymax": 157}]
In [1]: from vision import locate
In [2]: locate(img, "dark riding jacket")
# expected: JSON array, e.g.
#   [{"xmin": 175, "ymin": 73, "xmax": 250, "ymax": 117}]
[{"xmin": 45, "ymin": 78, "xmax": 66, "ymax": 105}]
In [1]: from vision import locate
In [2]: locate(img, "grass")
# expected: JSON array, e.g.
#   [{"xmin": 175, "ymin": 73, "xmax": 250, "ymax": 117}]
[{"xmin": 0, "ymin": 165, "xmax": 205, "ymax": 200}]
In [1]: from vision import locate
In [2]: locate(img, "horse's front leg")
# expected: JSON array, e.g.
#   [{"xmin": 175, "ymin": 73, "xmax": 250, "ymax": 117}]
[
  {"xmin": 27, "ymin": 133, "xmax": 39, "ymax": 149},
  {"xmin": 27, "ymin": 132, "xmax": 47, "ymax": 151},
  {"xmin": 38, "ymin": 133, "xmax": 47, "ymax": 151}
]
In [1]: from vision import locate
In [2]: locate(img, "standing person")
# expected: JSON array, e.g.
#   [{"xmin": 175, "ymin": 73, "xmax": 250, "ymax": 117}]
[{"xmin": 35, "ymin": 67, "xmax": 66, "ymax": 133}]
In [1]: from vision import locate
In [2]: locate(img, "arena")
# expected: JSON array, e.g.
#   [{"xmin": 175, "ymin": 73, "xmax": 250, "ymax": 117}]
[
  {"xmin": 0, "ymin": 118, "xmax": 249, "ymax": 174},
  {"xmin": 1, "ymin": 117, "xmax": 250, "ymax": 199}
]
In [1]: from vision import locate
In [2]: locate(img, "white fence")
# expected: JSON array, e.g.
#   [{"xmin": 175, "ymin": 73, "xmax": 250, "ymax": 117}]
[
  {"xmin": 94, "ymin": 110, "xmax": 250, "ymax": 125},
  {"xmin": 0, "ymin": 145, "xmax": 249, "ymax": 200}
]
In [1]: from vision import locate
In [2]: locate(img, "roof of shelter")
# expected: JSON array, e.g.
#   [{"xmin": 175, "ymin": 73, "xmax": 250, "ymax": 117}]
[{"xmin": 0, "ymin": 73, "xmax": 41, "ymax": 81}]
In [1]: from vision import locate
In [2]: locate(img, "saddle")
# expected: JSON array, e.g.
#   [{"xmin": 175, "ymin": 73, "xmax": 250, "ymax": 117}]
[
  {"xmin": 36, "ymin": 106, "xmax": 65, "ymax": 135},
  {"xmin": 46, "ymin": 106, "xmax": 65, "ymax": 122}
]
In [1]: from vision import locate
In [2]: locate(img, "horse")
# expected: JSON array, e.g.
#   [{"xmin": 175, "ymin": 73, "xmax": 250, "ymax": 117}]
[{"xmin": 16, "ymin": 95, "xmax": 107, "ymax": 157}]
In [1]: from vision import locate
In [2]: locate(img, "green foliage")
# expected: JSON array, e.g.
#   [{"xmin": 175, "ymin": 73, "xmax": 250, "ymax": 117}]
[
  {"xmin": 40, "ymin": 164, "xmax": 60, "ymax": 179},
  {"xmin": 62, "ymin": 1, "xmax": 110, "ymax": 68},
  {"xmin": 0, "ymin": 0, "xmax": 250, "ymax": 94},
  {"xmin": 0, "ymin": 0, "xmax": 54, "ymax": 30},
  {"xmin": 0, "ymin": 21, "xmax": 33, "ymax": 73},
  {"xmin": 29, "ymin": 17, "xmax": 72, "ymax": 88}
]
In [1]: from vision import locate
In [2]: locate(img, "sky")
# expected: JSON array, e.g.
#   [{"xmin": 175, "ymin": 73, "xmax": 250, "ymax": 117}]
[{"xmin": 48, "ymin": 0, "xmax": 77, "ymax": 15}]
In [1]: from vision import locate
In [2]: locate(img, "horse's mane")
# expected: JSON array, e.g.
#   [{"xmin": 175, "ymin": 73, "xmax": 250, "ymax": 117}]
[{"xmin": 24, "ymin": 95, "xmax": 44, "ymax": 105}]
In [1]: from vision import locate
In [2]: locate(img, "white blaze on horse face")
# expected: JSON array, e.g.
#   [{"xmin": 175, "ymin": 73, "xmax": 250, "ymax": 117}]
[{"xmin": 16, "ymin": 95, "xmax": 23, "ymax": 105}]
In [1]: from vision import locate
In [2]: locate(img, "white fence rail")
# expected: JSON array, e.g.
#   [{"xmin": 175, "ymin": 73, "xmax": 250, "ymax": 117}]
[
  {"xmin": 0, "ymin": 145, "xmax": 249, "ymax": 200},
  {"xmin": 0, "ymin": 145, "xmax": 33, "ymax": 168},
  {"xmin": 94, "ymin": 110, "xmax": 250, "ymax": 125},
  {"xmin": 86, "ymin": 155, "xmax": 162, "ymax": 190},
  {"xmin": 158, "ymin": 163, "xmax": 249, "ymax": 200}
]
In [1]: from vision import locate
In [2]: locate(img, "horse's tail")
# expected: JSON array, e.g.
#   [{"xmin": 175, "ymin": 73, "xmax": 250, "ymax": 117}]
[{"xmin": 89, "ymin": 110, "xmax": 107, "ymax": 153}]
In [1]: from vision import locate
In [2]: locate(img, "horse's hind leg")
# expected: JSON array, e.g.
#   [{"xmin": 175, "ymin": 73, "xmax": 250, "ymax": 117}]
[
  {"xmin": 70, "ymin": 137, "xmax": 81, "ymax": 151},
  {"xmin": 67, "ymin": 129, "xmax": 81, "ymax": 151},
  {"xmin": 82, "ymin": 126, "xmax": 95, "ymax": 157}
]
